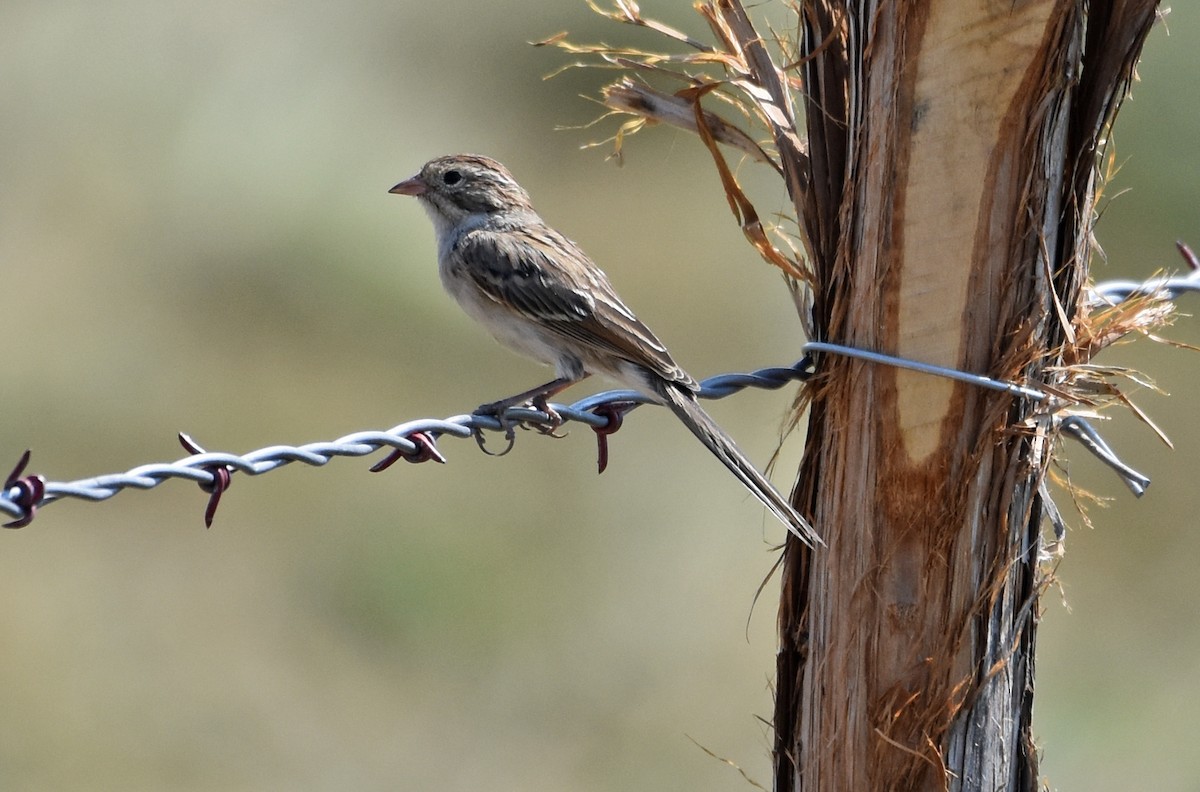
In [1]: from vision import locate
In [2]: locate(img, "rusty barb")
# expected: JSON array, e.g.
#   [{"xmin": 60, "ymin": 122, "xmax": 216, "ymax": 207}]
[{"xmin": 1, "ymin": 258, "xmax": 1197, "ymax": 530}]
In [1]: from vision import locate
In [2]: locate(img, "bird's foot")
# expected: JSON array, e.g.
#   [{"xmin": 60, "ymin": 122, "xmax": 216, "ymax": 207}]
[
  {"xmin": 468, "ymin": 401, "xmax": 517, "ymax": 457},
  {"xmin": 473, "ymin": 395, "xmax": 565, "ymax": 441}
]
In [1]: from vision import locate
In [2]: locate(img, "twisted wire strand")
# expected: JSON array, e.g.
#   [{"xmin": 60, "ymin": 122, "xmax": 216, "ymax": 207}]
[
  {"xmin": 0, "ymin": 360, "xmax": 815, "ymax": 524},
  {"xmin": 1087, "ymin": 271, "xmax": 1200, "ymax": 305}
]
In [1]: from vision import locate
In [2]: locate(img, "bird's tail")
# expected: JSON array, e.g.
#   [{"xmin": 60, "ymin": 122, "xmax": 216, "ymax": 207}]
[{"xmin": 652, "ymin": 380, "xmax": 822, "ymax": 547}]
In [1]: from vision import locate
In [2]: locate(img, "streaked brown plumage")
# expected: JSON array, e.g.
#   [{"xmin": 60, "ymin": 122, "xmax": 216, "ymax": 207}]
[{"xmin": 390, "ymin": 154, "xmax": 820, "ymax": 546}]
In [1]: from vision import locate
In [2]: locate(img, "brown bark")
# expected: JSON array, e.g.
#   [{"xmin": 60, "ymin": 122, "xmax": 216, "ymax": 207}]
[{"xmin": 775, "ymin": 2, "xmax": 1161, "ymax": 791}]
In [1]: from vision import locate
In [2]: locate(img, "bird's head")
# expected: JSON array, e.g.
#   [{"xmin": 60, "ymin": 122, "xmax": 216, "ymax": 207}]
[{"xmin": 390, "ymin": 154, "xmax": 534, "ymax": 231}]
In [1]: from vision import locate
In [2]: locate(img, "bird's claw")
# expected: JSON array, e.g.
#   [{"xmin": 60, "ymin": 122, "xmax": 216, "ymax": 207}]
[
  {"xmin": 529, "ymin": 395, "xmax": 566, "ymax": 437},
  {"xmin": 473, "ymin": 424, "xmax": 517, "ymax": 457},
  {"xmin": 473, "ymin": 397, "xmax": 565, "ymax": 438},
  {"xmin": 473, "ymin": 400, "xmax": 524, "ymax": 443}
]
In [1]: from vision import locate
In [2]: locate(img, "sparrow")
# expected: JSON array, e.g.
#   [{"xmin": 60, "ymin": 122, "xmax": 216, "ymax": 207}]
[{"xmin": 390, "ymin": 154, "xmax": 820, "ymax": 547}]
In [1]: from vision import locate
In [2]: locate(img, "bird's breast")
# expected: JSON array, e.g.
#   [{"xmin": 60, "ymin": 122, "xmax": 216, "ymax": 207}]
[{"xmin": 438, "ymin": 253, "xmax": 576, "ymax": 374}]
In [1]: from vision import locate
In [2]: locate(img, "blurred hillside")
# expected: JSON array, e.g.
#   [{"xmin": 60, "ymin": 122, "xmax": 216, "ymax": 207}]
[{"xmin": 0, "ymin": 3, "xmax": 1196, "ymax": 790}]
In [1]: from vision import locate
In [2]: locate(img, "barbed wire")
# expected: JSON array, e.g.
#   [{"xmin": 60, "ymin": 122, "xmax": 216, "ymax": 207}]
[
  {"xmin": 2, "ymin": 246, "xmax": 1197, "ymax": 529},
  {"xmin": 0, "ymin": 361, "xmax": 814, "ymax": 527}
]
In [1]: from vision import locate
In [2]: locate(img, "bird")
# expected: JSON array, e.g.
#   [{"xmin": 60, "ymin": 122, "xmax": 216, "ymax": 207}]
[{"xmin": 389, "ymin": 154, "xmax": 820, "ymax": 547}]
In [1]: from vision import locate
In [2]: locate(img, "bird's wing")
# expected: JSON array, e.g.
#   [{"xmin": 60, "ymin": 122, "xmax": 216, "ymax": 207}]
[{"xmin": 455, "ymin": 226, "xmax": 695, "ymax": 388}]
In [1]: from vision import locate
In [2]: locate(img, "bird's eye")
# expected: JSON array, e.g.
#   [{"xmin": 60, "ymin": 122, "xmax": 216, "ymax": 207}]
[{"xmin": 442, "ymin": 170, "xmax": 462, "ymax": 186}]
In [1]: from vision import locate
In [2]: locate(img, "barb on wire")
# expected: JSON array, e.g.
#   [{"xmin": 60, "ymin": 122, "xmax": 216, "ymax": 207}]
[
  {"xmin": 1059, "ymin": 416, "xmax": 1151, "ymax": 496},
  {"xmin": 0, "ymin": 358, "xmax": 817, "ymax": 527},
  {"xmin": 1086, "ymin": 241, "xmax": 1200, "ymax": 305},
  {"xmin": 177, "ymin": 433, "xmax": 235, "ymax": 528},
  {"xmin": 3, "ymin": 450, "xmax": 44, "ymax": 529}
]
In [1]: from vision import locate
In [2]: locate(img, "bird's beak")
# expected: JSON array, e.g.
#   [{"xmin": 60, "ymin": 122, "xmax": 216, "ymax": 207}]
[{"xmin": 389, "ymin": 176, "xmax": 426, "ymax": 196}]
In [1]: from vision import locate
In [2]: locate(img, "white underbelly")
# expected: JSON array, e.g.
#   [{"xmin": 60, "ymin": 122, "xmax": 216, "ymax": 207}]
[{"xmin": 442, "ymin": 270, "xmax": 565, "ymax": 370}]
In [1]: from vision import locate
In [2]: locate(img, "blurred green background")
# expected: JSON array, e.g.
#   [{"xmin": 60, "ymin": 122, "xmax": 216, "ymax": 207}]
[{"xmin": 0, "ymin": 2, "xmax": 1195, "ymax": 790}]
